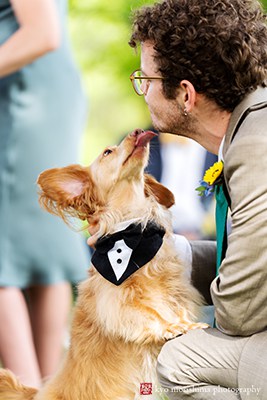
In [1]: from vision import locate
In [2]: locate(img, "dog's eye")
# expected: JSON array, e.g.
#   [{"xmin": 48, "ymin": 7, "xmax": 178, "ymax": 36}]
[{"xmin": 103, "ymin": 149, "xmax": 113, "ymax": 157}]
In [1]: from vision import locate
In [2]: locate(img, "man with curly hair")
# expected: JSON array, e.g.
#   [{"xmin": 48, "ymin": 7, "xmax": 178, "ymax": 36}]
[{"xmin": 129, "ymin": 0, "xmax": 267, "ymax": 398}]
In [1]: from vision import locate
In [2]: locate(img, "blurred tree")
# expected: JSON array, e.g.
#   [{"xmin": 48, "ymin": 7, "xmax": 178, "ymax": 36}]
[{"xmin": 68, "ymin": 0, "xmax": 154, "ymax": 164}]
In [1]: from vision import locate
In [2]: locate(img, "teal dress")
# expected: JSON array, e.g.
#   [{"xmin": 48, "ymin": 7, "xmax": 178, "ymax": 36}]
[{"xmin": 0, "ymin": 0, "xmax": 89, "ymax": 287}]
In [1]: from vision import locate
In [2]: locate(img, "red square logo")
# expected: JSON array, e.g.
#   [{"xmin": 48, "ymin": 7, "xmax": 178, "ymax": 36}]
[{"xmin": 140, "ymin": 383, "xmax": 153, "ymax": 395}]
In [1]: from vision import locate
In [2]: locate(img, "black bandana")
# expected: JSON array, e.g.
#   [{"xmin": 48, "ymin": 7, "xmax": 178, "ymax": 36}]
[{"xmin": 91, "ymin": 222, "xmax": 165, "ymax": 285}]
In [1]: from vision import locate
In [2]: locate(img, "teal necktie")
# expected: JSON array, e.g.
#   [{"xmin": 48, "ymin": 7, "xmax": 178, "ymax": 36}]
[
  {"xmin": 215, "ymin": 183, "xmax": 229, "ymax": 274},
  {"xmin": 213, "ymin": 182, "xmax": 229, "ymax": 327}
]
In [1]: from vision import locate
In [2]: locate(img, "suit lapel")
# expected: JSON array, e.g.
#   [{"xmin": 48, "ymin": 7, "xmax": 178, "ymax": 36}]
[{"xmin": 223, "ymin": 87, "xmax": 267, "ymax": 157}]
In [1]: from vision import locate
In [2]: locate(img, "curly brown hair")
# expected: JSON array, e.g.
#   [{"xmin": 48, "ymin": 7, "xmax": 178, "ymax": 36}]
[{"xmin": 129, "ymin": 0, "xmax": 267, "ymax": 111}]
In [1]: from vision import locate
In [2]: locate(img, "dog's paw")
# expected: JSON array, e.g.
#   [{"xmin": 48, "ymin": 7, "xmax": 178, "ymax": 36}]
[
  {"xmin": 163, "ymin": 324, "xmax": 186, "ymax": 340},
  {"xmin": 186, "ymin": 322, "xmax": 209, "ymax": 331},
  {"xmin": 163, "ymin": 321, "xmax": 209, "ymax": 340}
]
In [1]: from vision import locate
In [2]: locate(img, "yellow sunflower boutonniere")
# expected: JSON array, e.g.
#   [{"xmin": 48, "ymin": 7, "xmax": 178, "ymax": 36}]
[{"xmin": 196, "ymin": 160, "xmax": 224, "ymax": 197}]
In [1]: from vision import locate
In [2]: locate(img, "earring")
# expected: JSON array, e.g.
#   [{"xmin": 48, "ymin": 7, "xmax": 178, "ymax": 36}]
[{"xmin": 183, "ymin": 108, "xmax": 188, "ymax": 116}]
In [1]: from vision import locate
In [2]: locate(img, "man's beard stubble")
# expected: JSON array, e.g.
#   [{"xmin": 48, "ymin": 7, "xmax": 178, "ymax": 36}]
[{"xmin": 151, "ymin": 101, "xmax": 200, "ymax": 142}]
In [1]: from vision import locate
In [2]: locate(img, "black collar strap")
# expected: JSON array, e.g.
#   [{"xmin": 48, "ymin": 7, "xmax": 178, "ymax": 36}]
[{"xmin": 91, "ymin": 222, "xmax": 165, "ymax": 285}]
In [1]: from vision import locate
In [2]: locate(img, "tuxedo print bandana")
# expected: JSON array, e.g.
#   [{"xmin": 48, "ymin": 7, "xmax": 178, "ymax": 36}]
[{"xmin": 91, "ymin": 222, "xmax": 165, "ymax": 285}]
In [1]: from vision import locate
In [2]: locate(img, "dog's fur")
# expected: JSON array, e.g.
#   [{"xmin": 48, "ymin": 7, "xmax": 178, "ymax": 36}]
[{"xmin": 0, "ymin": 129, "xmax": 207, "ymax": 400}]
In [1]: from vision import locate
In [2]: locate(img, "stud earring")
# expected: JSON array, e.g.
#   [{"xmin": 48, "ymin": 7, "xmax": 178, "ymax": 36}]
[{"xmin": 183, "ymin": 108, "xmax": 188, "ymax": 116}]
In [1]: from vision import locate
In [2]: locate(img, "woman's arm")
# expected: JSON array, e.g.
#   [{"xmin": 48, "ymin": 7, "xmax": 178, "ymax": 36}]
[{"xmin": 0, "ymin": 0, "xmax": 60, "ymax": 77}]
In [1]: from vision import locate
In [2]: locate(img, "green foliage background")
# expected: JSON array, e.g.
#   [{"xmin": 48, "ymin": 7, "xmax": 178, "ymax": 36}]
[
  {"xmin": 68, "ymin": 0, "xmax": 154, "ymax": 164},
  {"xmin": 68, "ymin": 0, "xmax": 267, "ymax": 164}
]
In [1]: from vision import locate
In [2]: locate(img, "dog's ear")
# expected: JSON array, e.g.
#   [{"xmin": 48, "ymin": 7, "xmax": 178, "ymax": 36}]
[
  {"xmin": 37, "ymin": 164, "xmax": 100, "ymax": 221},
  {"xmin": 144, "ymin": 174, "xmax": 175, "ymax": 209}
]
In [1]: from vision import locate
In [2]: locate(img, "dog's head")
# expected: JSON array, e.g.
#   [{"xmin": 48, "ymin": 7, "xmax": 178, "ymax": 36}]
[{"xmin": 37, "ymin": 129, "xmax": 174, "ymax": 233}]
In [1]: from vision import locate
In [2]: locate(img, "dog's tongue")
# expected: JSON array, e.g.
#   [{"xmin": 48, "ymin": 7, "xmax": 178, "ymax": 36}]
[{"xmin": 135, "ymin": 130, "xmax": 157, "ymax": 147}]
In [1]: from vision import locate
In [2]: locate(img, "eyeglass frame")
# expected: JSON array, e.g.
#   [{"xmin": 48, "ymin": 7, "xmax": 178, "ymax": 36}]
[{"xmin": 129, "ymin": 69, "xmax": 164, "ymax": 96}]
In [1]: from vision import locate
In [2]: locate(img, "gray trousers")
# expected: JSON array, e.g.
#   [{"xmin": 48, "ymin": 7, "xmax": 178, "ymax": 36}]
[{"xmin": 156, "ymin": 328, "xmax": 267, "ymax": 400}]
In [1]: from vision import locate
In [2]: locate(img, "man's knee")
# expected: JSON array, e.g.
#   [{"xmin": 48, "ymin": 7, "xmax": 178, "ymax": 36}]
[
  {"xmin": 157, "ymin": 339, "xmax": 175, "ymax": 388},
  {"xmin": 156, "ymin": 335, "xmax": 191, "ymax": 389}
]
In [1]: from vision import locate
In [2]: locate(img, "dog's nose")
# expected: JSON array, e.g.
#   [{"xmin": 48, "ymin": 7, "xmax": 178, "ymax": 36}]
[{"xmin": 131, "ymin": 129, "xmax": 144, "ymax": 138}]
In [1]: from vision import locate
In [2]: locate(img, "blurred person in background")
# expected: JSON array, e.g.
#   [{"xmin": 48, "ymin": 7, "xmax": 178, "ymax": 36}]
[
  {"xmin": 0, "ymin": 0, "xmax": 89, "ymax": 387},
  {"xmin": 146, "ymin": 132, "xmax": 217, "ymax": 240}
]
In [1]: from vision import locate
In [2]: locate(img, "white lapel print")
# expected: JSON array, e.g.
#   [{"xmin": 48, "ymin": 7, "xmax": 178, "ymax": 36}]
[{"xmin": 107, "ymin": 239, "xmax": 133, "ymax": 281}]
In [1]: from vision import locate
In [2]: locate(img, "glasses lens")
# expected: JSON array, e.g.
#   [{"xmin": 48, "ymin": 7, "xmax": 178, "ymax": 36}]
[{"xmin": 133, "ymin": 70, "xmax": 144, "ymax": 95}]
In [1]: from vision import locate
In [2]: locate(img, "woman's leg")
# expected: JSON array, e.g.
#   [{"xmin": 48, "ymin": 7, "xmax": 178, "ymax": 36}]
[
  {"xmin": 0, "ymin": 287, "xmax": 41, "ymax": 387},
  {"xmin": 27, "ymin": 282, "xmax": 72, "ymax": 380}
]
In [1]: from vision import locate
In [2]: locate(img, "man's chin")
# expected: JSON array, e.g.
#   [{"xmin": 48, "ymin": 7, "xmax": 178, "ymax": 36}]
[{"xmin": 150, "ymin": 119, "xmax": 164, "ymax": 134}]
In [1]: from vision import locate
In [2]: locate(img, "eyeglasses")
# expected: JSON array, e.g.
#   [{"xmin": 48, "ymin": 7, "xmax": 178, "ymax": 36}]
[{"xmin": 129, "ymin": 69, "xmax": 164, "ymax": 96}]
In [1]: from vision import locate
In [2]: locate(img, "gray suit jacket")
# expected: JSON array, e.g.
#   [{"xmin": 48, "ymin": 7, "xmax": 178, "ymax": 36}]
[
  {"xmin": 191, "ymin": 86, "xmax": 267, "ymax": 337},
  {"xmin": 189, "ymin": 86, "xmax": 267, "ymax": 399}
]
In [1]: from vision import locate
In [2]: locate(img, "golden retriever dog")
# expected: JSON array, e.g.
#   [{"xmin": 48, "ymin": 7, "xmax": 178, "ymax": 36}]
[{"xmin": 0, "ymin": 129, "xmax": 207, "ymax": 400}]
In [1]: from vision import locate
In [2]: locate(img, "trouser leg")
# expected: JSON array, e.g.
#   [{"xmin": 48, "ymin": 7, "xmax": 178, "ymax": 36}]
[{"xmin": 156, "ymin": 328, "xmax": 249, "ymax": 400}]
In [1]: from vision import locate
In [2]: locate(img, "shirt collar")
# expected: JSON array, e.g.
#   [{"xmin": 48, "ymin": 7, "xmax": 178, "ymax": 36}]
[{"xmin": 218, "ymin": 136, "xmax": 225, "ymax": 162}]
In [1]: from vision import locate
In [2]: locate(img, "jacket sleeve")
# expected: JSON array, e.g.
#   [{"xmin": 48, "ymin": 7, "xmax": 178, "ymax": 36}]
[
  {"xmin": 190, "ymin": 240, "xmax": 216, "ymax": 305},
  {"xmin": 211, "ymin": 109, "xmax": 267, "ymax": 336}
]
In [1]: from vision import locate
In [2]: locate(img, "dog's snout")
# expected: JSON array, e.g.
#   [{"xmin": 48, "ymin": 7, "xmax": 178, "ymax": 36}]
[{"xmin": 131, "ymin": 129, "xmax": 144, "ymax": 138}]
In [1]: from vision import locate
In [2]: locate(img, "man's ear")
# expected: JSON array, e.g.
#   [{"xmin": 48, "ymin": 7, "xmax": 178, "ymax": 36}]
[
  {"xmin": 179, "ymin": 79, "xmax": 196, "ymax": 113},
  {"xmin": 144, "ymin": 174, "xmax": 175, "ymax": 209},
  {"xmin": 37, "ymin": 164, "xmax": 100, "ymax": 221}
]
